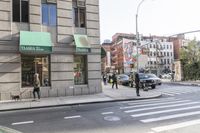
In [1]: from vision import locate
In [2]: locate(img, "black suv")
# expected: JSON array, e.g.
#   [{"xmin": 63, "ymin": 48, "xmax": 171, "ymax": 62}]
[
  {"xmin": 129, "ymin": 73, "xmax": 157, "ymax": 90},
  {"xmin": 139, "ymin": 73, "xmax": 157, "ymax": 89}
]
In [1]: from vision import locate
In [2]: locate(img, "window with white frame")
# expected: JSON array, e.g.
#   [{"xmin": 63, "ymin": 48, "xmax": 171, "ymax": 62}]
[
  {"xmin": 73, "ymin": 0, "xmax": 86, "ymax": 28},
  {"xmin": 12, "ymin": 0, "xmax": 29, "ymax": 22}
]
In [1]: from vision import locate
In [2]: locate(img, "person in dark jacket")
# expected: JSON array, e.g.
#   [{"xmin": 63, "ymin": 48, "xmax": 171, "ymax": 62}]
[
  {"xmin": 112, "ymin": 73, "xmax": 118, "ymax": 89},
  {"xmin": 33, "ymin": 73, "xmax": 41, "ymax": 100},
  {"xmin": 102, "ymin": 73, "xmax": 107, "ymax": 85},
  {"xmin": 135, "ymin": 72, "xmax": 140, "ymax": 96}
]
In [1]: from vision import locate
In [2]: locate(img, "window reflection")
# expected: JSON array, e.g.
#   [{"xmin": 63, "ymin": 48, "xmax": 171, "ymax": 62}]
[
  {"xmin": 42, "ymin": 3, "xmax": 57, "ymax": 26},
  {"xmin": 74, "ymin": 55, "xmax": 87, "ymax": 85},
  {"xmin": 21, "ymin": 55, "xmax": 50, "ymax": 87}
]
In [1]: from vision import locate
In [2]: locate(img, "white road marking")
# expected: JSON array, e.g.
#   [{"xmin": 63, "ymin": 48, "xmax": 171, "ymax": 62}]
[
  {"xmin": 161, "ymin": 89, "xmax": 200, "ymax": 96},
  {"xmin": 64, "ymin": 115, "xmax": 81, "ymax": 119},
  {"xmin": 122, "ymin": 97, "xmax": 176, "ymax": 105},
  {"xmin": 127, "ymin": 98, "xmax": 180, "ymax": 106},
  {"xmin": 125, "ymin": 101, "xmax": 199, "ymax": 113},
  {"xmin": 131, "ymin": 105, "xmax": 200, "ymax": 117},
  {"xmin": 120, "ymin": 100, "xmax": 190, "ymax": 109},
  {"xmin": 11, "ymin": 121, "xmax": 34, "ymax": 125},
  {"xmin": 141, "ymin": 111, "xmax": 200, "ymax": 123},
  {"xmin": 101, "ymin": 112, "xmax": 114, "ymax": 115},
  {"xmin": 151, "ymin": 119, "xmax": 200, "ymax": 132}
]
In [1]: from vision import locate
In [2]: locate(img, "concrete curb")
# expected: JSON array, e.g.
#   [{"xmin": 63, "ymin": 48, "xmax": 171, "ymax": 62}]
[{"xmin": 0, "ymin": 93, "xmax": 162, "ymax": 112}]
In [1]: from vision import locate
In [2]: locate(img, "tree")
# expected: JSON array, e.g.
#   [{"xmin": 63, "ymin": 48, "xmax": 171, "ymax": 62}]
[{"xmin": 180, "ymin": 39, "xmax": 200, "ymax": 80}]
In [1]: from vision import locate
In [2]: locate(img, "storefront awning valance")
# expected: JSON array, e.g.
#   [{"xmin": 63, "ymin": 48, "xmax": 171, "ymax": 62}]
[
  {"xmin": 19, "ymin": 31, "xmax": 52, "ymax": 54},
  {"xmin": 74, "ymin": 34, "xmax": 91, "ymax": 53}
]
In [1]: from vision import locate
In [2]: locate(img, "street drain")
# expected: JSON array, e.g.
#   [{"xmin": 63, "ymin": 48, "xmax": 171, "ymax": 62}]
[{"xmin": 104, "ymin": 116, "xmax": 121, "ymax": 121}]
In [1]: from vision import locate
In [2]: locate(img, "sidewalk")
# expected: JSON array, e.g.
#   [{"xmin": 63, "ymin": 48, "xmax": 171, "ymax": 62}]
[{"xmin": 0, "ymin": 83, "xmax": 162, "ymax": 112}]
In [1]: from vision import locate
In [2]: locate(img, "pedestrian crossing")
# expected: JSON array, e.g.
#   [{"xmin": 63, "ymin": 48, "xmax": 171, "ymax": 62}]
[
  {"xmin": 156, "ymin": 87, "xmax": 200, "ymax": 96},
  {"xmin": 120, "ymin": 97, "xmax": 200, "ymax": 132}
]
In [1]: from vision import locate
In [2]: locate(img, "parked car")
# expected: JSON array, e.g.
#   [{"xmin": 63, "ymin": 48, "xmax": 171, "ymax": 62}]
[
  {"xmin": 117, "ymin": 74, "xmax": 130, "ymax": 86},
  {"xmin": 161, "ymin": 73, "xmax": 172, "ymax": 79},
  {"xmin": 139, "ymin": 73, "xmax": 157, "ymax": 90},
  {"xmin": 146, "ymin": 74, "xmax": 162, "ymax": 85}
]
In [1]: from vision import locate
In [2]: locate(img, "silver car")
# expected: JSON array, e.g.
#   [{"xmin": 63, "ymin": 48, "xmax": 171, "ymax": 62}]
[{"xmin": 146, "ymin": 74, "xmax": 162, "ymax": 85}]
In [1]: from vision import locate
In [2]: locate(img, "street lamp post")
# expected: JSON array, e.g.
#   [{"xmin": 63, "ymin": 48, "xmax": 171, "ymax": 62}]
[{"xmin": 136, "ymin": 0, "xmax": 146, "ymax": 72}]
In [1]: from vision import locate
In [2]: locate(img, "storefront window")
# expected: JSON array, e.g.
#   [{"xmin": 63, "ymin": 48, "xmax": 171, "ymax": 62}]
[
  {"xmin": 74, "ymin": 55, "xmax": 87, "ymax": 85},
  {"xmin": 21, "ymin": 55, "xmax": 50, "ymax": 87}
]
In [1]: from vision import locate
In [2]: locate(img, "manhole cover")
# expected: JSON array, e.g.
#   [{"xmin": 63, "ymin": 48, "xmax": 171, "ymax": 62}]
[{"xmin": 104, "ymin": 116, "xmax": 121, "ymax": 121}]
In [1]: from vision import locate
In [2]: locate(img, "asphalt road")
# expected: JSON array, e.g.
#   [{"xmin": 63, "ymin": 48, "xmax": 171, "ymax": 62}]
[{"xmin": 1, "ymin": 84, "xmax": 200, "ymax": 133}]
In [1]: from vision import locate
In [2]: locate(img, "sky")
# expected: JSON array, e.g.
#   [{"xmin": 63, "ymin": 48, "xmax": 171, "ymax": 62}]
[{"xmin": 99, "ymin": 0, "xmax": 200, "ymax": 43}]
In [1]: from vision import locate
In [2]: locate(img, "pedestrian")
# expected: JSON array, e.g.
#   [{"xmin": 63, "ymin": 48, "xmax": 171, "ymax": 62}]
[
  {"xmin": 135, "ymin": 72, "xmax": 140, "ymax": 96},
  {"xmin": 112, "ymin": 73, "xmax": 118, "ymax": 89},
  {"xmin": 102, "ymin": 73, "xmax": 107, "ymax": 85},
  {"xmin": 33, "ymin": 73, "xmax": 41, "ymax": 100},
  {"xmin": 108, "ymin": 74, "xmax": 112, "ymax": 83},
  {"xmin": 171, "ymin": 71, "xmax": 175, "ymax": 82},
  {"xmin": 130, "ymin": 72, "xmax": 134, "ymax": 87}
]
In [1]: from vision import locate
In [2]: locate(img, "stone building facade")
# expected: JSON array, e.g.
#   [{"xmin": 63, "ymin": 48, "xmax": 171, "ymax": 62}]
[{"xmin": 0, "ymin": 0, "xmax": 101, "ymax": 100}]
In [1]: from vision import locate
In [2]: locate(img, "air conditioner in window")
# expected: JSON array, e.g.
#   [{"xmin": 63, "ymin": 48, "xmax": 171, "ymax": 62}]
[
  {"xmin": 47, "ymin": 0, "xmax": 56, "ymax": 4},
  {"xmin": 77, "ymin": 0, "xmax": 85, "ymax": 7}
]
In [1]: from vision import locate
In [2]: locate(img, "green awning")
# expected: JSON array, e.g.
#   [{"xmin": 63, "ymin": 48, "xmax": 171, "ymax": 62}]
[
  {"xmin": 101, "ymin": 47, "xmax": 106, "ymax": 58},
  {"xmin": 74, "ymin": 34, "xmax": 91, "ymax": 53},
  {"xmin": 20, "ymin": 31, "xmax": 52, "ymax": 54}
]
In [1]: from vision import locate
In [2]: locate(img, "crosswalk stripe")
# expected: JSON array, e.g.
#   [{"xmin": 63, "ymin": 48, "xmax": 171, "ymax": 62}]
[
  {"xmin": 151, "ymin": 119, "xmax": 200, "ymax": 132},
  {"xmin": 120, "ymin": 100, "xmax": 190, "ymax": 109},
  {"xmin": 124, "ymin": 102, "xmax": 199, "ymax": 113},
  {"xmin": 126, "ymin": 98, "xmax": 177, "ymax": 105},
  {"xmin": 160, "ymin": 89, "xmax": 200, "ymax": 96},
  {"xmin": 141, "ymin": 111, "xmax": 200, "ymax": 123},
  {"xmin": 131, "ymin": 105, "xmax": 200, "ymax": 117},
  {"xmin": 120, "ymin": 98, "xmax": 163, "ymax": 103}
]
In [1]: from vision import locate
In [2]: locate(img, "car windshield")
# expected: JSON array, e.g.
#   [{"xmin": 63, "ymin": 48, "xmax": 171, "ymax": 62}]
[{"xmin": 139, "ymin": 73, "xmax": 148, "ymax": 79}]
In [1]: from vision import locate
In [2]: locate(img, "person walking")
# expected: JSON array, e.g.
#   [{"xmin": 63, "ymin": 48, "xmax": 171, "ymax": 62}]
[
  {"xmin": 33, "ymin": 73, "xmax": 41, "ymax": 100},
  {"xmin": 135, "ymin": 72, "xmax": 140, "ymax": 96},
  {"xmin": 171, "ymin": 71, "xmax": 175, "ymax": 82},
  {"xmin": 112, "ymin": 73, "xmax": 118, "ymax": 89},
  {"xmin": 102, "ymin": 73, "xmax": 107, "ymax": 85}
]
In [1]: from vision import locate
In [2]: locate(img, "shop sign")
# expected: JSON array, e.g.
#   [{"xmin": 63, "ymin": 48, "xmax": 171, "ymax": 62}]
[
  {"xmin": 20, "ymin": 46, "xmax": 52, "ymax": 53},
  {"xmin": 76, "ymin": 48, "xmax": 90, "ymax": 53}
]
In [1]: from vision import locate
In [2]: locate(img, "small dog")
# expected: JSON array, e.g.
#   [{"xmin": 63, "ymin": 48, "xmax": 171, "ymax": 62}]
[{"xmin": 11, "ymin": 95, "xmax": 20, "ymax": 101}]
